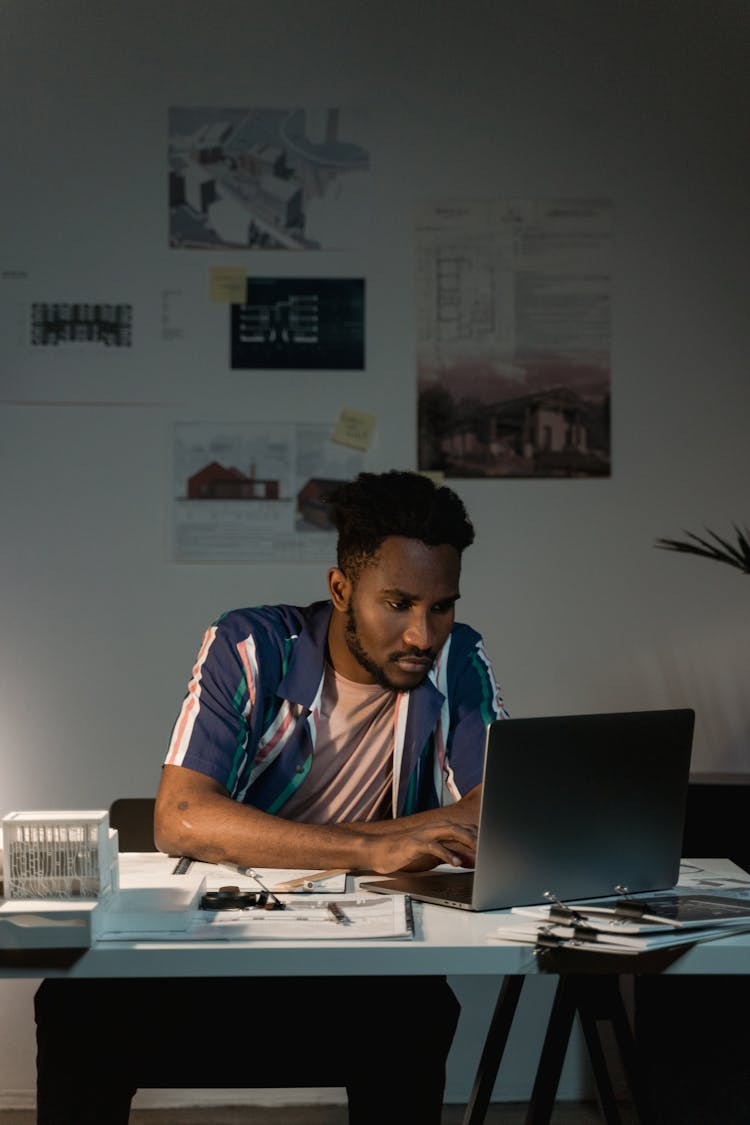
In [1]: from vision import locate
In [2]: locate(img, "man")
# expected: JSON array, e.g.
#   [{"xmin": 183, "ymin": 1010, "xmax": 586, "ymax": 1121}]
[
  {"xmin": 156, "ymin": 469, "xmax": 506, "ymax": 873},
  {"xmin": 35, "ymin": 470, "xmax": 506, "ymax": 1125}
]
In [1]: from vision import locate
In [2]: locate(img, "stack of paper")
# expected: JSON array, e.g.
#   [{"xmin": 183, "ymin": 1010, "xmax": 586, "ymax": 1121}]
[
  {"xmin": 188, "ymin": 892, "xmax": 414, "ymax": 941},
  {"xmin": 101, "ymin": 881, "xmax": 207, "ymax": 935},
  {"xmin": 98, "ymin": 855, "xmax": 413, "ymax": 940},
  {"xmin": 0, "ymin": 898, "xmax": 102, "ymax": 949},
  {"xmin": 488, "ymin": 892, "xmax": 750, "ymax": 955}
]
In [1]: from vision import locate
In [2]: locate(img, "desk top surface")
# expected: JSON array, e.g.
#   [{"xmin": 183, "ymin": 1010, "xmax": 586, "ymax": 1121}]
[{"xmin": 2, "ymin": 856, "xmax": 750, "ymax": 979}]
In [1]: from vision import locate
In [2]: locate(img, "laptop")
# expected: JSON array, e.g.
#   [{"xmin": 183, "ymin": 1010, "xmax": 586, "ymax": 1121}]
[{"xmin": 362, "ymin": 708, "xmax": 695, "ymax": 911}]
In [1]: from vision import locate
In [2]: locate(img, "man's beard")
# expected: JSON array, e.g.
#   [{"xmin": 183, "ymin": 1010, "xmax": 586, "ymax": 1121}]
[{"xmin": 344, "ymin": 603, "xmax": 433, "ymax": 692}]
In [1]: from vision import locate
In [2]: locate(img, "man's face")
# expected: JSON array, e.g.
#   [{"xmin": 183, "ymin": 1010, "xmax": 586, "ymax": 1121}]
[{"xmin": 327, "ymin": 536, "xmax": 461, "ymax": 691}]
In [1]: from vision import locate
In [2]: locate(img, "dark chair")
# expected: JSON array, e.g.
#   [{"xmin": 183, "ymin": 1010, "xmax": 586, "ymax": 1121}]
[
  {"xmin": 681, "ymin": 773, "xmax": 750, "ymax": 873},
  {"xmin": 109, "ymin": 797, "xmax": 157, "ymax": 852}
]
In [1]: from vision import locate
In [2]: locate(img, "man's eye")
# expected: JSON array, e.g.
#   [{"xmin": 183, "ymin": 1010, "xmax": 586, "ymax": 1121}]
[
  {"xmin": 387, "ymin": 601, "xmax": 411, "ymax": 611},
  {"xmin": 432, "ymin": 602, "xmax": 455, "ymax": 614}
]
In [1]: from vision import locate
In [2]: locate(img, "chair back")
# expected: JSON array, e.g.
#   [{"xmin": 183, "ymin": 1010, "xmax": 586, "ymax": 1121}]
[{"xmin": 109, "ymin": 797, "xmax": 157, "ymax": 852}]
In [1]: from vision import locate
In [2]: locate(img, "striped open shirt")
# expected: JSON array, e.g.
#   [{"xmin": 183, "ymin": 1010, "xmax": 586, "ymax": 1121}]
[{"xmin": 165, "ymin": 600, "xmax": 507, "ymax": 818}]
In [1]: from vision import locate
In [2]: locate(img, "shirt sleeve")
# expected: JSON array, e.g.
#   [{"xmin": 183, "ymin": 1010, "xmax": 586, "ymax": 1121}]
[
  {"xmin": 163, "ymin": 619, "xmax": 251, "ymax": 791},
  {"xmin": 444, "ymin": 632, "xmax": 508, "ymax": 796}
]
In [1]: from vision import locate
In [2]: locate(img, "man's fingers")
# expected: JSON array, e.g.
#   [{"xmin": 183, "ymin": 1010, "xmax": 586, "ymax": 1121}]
[
  {"xmin": 370, "ymin": 820, "xmax": 478, "ymax": 873},
  {"xmin": 429, "ymin": 825, "xmax": 477, "ymax": 849}
]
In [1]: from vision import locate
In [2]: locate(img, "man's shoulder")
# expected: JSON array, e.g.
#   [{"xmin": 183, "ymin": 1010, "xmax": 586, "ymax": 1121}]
[
  {"xmin": 213, "ymin": 600, "xmax": 331, "ymax": 641},
  {"xmin": 430, "ymin": 621, "xmax": 486, "ymax": 685},
  {"xmin": 448, "ymin": 619, "xmax": 484, "ymax": 650}
]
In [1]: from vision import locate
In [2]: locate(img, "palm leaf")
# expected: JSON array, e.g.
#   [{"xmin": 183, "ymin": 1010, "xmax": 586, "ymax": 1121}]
[{"xmin": 655, "ymin": 524, "xmax": 750, "ymax": 574}]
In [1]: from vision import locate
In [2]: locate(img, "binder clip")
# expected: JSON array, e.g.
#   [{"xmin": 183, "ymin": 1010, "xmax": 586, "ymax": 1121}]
[
  {"xmin": 200, "ymin": 886, "xmax": 258, "ymax": 911},
  {"xmin": 543, "ymin": 889, "xmax": 588, "ymax": 926},
  {"xmin": 534, "ymin": 923, "xmax": 594, "ymax": 956},
  {"xmin": 534, "ymin": 925, "xmax": 568, "ymax": 954},
  {"xmin": 612, "ymin": 884, "xmax": 647, "ymax": 920},
  {"xmin": 246, "ymin": 870, "xmax": 286, "ymax": 910},
  {"xmin": 200, "ymin": 884, "xmax": 286, "ymax": 912}
]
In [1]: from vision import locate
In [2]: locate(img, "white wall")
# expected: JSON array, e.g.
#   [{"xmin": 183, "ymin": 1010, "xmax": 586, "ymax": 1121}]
[{"xmin": 1, "ymin": 0, "xmax": 749, "ymax": 1110}]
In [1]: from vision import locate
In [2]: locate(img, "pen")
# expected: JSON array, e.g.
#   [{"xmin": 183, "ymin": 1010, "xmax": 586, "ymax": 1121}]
[{"xmin": 327, "ymin": 901, "xmax": 351, "ymax": 925}]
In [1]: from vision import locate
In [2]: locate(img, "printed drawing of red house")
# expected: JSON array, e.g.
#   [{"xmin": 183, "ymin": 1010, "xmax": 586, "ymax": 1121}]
[
  {"xmin": 296, "ymin": 477, "xmax": 348, "ymax": 529},
  {"xmin": 187, "ymin": 461, "xmax": 280, "ymax": 500}
]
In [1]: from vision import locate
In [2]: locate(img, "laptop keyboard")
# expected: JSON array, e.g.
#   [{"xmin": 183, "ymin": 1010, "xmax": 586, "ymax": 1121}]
[{"xmin": 411, "ymin": 871, "xmax": 474, "ymax": 901}]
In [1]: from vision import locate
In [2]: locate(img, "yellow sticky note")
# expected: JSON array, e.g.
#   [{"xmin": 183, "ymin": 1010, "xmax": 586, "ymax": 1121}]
[
  {"xmin": 210, "ymin": 267, "xmax": 247, "ymax": 303},
  {"xmin": 331, "ymin": 409, "xmax": 377, "ymax": 451}
]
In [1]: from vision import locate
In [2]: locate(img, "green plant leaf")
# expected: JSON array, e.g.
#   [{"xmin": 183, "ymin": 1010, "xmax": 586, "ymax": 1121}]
[{"xmin": 654, "ymin": 525, "xmax": 750, "ymax": 574}]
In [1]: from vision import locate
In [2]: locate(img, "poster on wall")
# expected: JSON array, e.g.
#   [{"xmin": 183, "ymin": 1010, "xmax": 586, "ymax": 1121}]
[
  {"xmin": 230, "ymin": 277, "xmax": 365, "ymax": 370},
  {"xmin": 172, "ymin": 421, "xmax": 365, "ymax": 563},
  {"xmin": 29, "ymin": 302, "xmax": 132, "ymax": 348},
  {"xmin": 168, "ymin": 107, "xmax": 370, "ymax": 251},
  {"xmin": 416, "ymin": 198, "xmax": 612, "ymax": 478}
]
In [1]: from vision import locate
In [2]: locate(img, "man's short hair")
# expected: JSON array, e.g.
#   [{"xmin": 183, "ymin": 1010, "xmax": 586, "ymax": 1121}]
[{"xmin": 326, "ymin": 470, "xmax": 475, "ymax": 578}]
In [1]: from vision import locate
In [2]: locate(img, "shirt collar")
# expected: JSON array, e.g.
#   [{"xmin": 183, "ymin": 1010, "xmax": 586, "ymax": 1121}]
[
  {"xmin": 277, "ymin": 599, "xmax": 446, "ymax": 714},
  {"xmin": 277, "ymin": 600, "xmax": 333, "ymax": 708}
]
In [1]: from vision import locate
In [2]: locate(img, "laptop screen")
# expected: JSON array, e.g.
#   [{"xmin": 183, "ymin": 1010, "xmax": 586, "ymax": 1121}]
[{"xmin": 363, "ymin": 708, "xmax": 695, "ymax": 911}]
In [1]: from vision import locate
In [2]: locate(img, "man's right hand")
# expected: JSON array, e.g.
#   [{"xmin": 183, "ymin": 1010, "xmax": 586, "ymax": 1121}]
[{"xmin": 364, "ymin": 819, "xmax": 478, "ymax": 874}]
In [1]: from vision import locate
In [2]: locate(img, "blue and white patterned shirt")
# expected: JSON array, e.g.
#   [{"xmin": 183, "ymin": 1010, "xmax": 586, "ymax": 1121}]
[{"xmin": 165, "ymin": 600, "xmax": 507, "ymax": 818}]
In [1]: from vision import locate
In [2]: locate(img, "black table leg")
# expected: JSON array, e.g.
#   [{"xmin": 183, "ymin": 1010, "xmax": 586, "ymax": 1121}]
[
  {"xmin": 463, "ymin": 971, "xmax": 654, "ymax": 1125},
  {"xmin": 461, "ymin": 975, "xmax": 525, "ymax": 1125},
  {"xmin": 524, "ymin": 975, "xmax": 578, "ymax": 1125},
  {"xmin": 571, "ymin": 975, "xmax": 654, "ymax": 1125},
  {"xmin": 577, "ymin": 981, "xmax": 627, "ymax": 1124}
]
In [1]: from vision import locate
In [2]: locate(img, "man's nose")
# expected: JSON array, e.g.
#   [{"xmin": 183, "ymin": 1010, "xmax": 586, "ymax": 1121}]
[{"xmin": 402, "ymin": 613, "xmax": 433, "ymax": 652}]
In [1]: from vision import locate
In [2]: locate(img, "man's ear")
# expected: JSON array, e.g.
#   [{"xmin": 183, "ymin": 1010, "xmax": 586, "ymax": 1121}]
[{"xmin": 327, "ymin": 566, "xmax": 352, "ymax": 611}]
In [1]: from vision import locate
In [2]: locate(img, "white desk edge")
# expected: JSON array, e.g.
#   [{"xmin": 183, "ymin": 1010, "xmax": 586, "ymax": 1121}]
[{"xmin": 2, "ymin": 857, "xmax": 749, "ymax": 979}]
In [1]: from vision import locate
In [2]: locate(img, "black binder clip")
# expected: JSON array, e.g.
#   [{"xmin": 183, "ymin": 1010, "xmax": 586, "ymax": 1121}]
[
  {"xmin": 543, "ymin": 889, "xmax": 588, "ymax": 926},
  {"xmin": 246, "ymin": 869, "xmax": 287, "ymax": 911},
  {"xmin": 612, "ymin": 884, "xmax": 646, "ymax": 919},
  {"xmin": 534, "ymin": 925, "xmax": 568, "ymax": 954},
  {"xmin": 200, "ymin": 886, "xmax": 257, "ymax": 911},
  {"xmin": 200, "ymin": 883, "xmax": 286, "ymax": 912},
  {"xmin": 534, "ymin": 923, "xmax": 594, "ymax": 956}
]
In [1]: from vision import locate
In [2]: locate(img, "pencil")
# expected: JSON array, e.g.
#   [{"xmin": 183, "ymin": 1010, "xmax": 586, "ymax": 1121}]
[{"xmin": 274, "ymin": 868, "xmax": 349, "ymax": 891}]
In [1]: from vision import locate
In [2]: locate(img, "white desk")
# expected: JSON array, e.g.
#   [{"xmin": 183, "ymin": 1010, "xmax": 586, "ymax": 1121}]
[
  {"xmin": 3, "ymin": 858, "xmax": 750, "ymax": 1125},
  {"xmin": 3, "ymin": 856, "xmax": 749, "ymax": 979}
]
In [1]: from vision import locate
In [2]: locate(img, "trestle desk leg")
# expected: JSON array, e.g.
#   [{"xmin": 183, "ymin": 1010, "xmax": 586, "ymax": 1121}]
[
  {"xmin": 578, "ymin": 976, "xmax": 654, "ymax": 1125},
  {"xmin": 577, "ymin": 983, "xmax": 626, "ymax": 1125},
  {"xmin": 461, "ymin": 975, "xmax": 525, "ymax": 1125},
  {"xmin": 524, "ymin": 975, "xmax": 578, "ymax": 1125}
]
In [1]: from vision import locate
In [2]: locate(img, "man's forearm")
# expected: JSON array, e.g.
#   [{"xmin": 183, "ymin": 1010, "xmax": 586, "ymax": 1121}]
[
  {"xmin": 155, "ymin": 766, "xmax": 479, "ymax": 874},
  {"xmin": 155, "ymin": 774, "xmax": 375, "ymax": 869}
]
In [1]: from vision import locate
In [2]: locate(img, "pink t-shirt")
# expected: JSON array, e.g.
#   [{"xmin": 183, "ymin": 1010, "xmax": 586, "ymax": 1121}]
[{"xmin": 281, "ymin": 662, "xmax": 396, "ymax": 823}]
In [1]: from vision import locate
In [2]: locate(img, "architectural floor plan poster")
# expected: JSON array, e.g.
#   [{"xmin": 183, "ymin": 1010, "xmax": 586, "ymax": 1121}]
[
  {"xmin": 230, "ymin": 276, "xmax": 365, "ymax": 371},
  {"xmin": 29, "ymin": 302, "xmax": 133, "ymax": 348},
  {"xmin": 172, "ymin": 422, "xmax": 364, "ymax": 562},
  {"xmin": 168, "ymin": 107, "xmax": 370, "ymax": 251},
  {"xmin": 416, "ymin": 198, "xmax": 612, "ymax": 479}
]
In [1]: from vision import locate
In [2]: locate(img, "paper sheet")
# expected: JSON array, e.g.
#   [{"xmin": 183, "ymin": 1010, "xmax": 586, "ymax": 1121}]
[
  {"xmin": 188, "ymin": 892, "xmax": 413, "ymax": 940},
  {"xmin": 97, "ymin": 890, "xmax": 412, "ymax": 942},
  {"xmin": 117, "ymin": 855, "xmax": 348, "ymax": 893}
]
